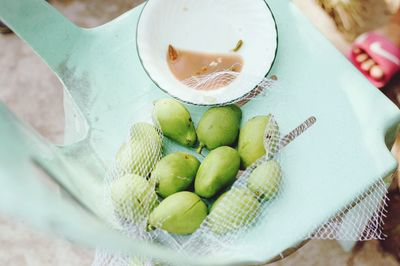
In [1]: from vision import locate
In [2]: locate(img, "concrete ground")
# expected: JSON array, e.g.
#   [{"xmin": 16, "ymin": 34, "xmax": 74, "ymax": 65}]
[{"xmin": 0, "ymin": 0, "xmax": 399, "ymax": 265}]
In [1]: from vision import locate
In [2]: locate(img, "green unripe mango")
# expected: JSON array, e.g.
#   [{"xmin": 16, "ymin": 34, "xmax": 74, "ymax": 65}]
[
  {"xmin": 116, "ymin": 139, "xmax": 161, "ymax": 176},
  {"xmin": 129, "ymin": 122, "xmax": 162, "ymax": 145},
  {"xmin": 148, "ymin": 191, "xmax": 208, "ymax": 234},
  {"xmin": 210, "ymin": 192, "xmax": 227, "ymax": 213},
  {"xmin": 196, "ymin": 105, "xmax": 242, "ymax": 153},
  {"xmin": 116, "ymin": 123, "xmax": 162, "ymax": 176},
  {"xmin": 111, "ymin": 174, "xmax": 158, "ymax": 223},
  {"xmin": 208, "ymin": 188, "xmax": 260, "ymax": 234},
  {"xmin": 247, "ymin": 160, "xmax": 282, "ymax": 200},
  {"xmin": 154, "ymin": 98, "xmax": 197, "ymax": 147},
  {"xmin": 151, "ymin": 152, "xmax": 200, "ymax": 198},
  {"xmin": 238, "ymin": 115, "xmax": 277, "ymax": 168},
  {"xmin": 194, "ymin": 146, "xmax": 240, "ymax": 198}
]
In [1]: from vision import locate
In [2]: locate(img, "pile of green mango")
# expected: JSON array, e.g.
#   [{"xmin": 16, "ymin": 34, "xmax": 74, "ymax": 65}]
[{"xmin": 111, "ymin": 98, "xmax": 283, "ymax": 235}]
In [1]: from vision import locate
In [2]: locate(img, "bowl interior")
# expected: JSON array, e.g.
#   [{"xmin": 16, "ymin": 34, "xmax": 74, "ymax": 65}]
[{"xmin": 137, "ymin": 0, "xmax": 278, "ymax": 105}]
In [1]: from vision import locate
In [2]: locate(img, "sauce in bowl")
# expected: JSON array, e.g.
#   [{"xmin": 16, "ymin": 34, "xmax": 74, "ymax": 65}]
[{"xmin": 167, "ymin": 45, "xmax": 243, "ymax": 91}]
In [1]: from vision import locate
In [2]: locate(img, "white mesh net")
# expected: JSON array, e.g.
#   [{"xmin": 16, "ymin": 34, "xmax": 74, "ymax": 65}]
[
  {"xmin": 103, "ymin": 122, "xmax": 163, "ymax": 245},
  {"xmin": 182, "ymin": 69, "xmax": 241, "ymax": 90},
  {"xmin": 181, "ymin": 68, "xmax": 275, "ymax": 106},
  {"xmin": 309, "ymin": 178, "xmax": 388, "ymax": 241},
  {"xmin": 93, "ymin": 72, "xmax": 390, "ymax": 265}
]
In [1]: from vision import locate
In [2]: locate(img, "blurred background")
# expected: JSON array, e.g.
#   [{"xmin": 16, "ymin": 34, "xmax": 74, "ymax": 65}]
[{"xmin": 0, "ymin": 0, "xmax": 400, "ymax": 265}]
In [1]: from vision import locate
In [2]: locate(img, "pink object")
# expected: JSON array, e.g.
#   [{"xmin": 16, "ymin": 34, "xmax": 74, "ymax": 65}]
[{"xmin": 349, "ymin": 32, "xmax": 400, "ymax": 88}]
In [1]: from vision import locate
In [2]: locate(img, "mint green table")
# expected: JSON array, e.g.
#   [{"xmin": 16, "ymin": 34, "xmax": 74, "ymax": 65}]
[{"xmin": 0, "ymin": 0, "xmax": 399, "ymax": 265}]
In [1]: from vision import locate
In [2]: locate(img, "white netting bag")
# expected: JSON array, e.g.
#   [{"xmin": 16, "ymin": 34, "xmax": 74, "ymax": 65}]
[
  {"xmin": 93, "ymin": 71, "xmax": 389, "ymax": 265},
  {"xmin": 181, "ymin": 68, "xmax": 275, "ymax": 106},
  {"xmin": 309, "ymin": 178, "xmax": 389, "ymax": 241},
  {"xmin": 103, "ymin": 121, "xmax": 163, "ymax": 255}
]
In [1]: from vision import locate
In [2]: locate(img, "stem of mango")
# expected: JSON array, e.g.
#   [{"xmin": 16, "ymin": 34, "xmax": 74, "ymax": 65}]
[{"xmin": 196, "ymin": 143, "xmax": 204, "ymax": 154}]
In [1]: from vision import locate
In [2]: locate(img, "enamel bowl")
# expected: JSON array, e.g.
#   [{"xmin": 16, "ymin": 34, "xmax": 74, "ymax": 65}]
[{"xmin": 137, "ymin": 0, "xmax": 278, "ymax": 105}]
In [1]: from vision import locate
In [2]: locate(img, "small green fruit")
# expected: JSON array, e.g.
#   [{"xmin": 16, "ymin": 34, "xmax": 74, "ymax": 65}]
[
  {"xmin": 148, "ymin": 191, "xmax": 207, "ymax": 234},
  {"xmin": 247, "ymin": 160, "xmax": 282, "ymax": 200},
  {"xmin": 154, "ymin": 98, "xmax": 197, "ymax": 147},
  {"xmin": 194, "ymin": 146, "xmax": 240, "ymax": 198},
  {"xmin": 196, "ymin": 105, "xmax": 242, "ymax": 153},
  {"xmin": 210, "ymin": 192, "xmax": 227, "ymax": 213},
  {"xmin": 130, "ymin": 122, "xmax": 162, "ymax": 145},
  {"xmin": 111, "ymin": 174, "xmax": 158, "ymax": 224},
  {"xmin": 151, "ymin": 152, "xmax": 200, "ymax": 198},
  {"xmin": 116, "ymin": 140, "xmax": 161, "ymax": 177},
  {"xmin": 208, "ymin": 188, "xmax": 260, "ymax": 234},
  {"xmin": 238, "ymin": 115, "xmax": 278, "ymax": 168},
  {"xmin": 116, "ymin": 123, "xmax": 162, "ymax": 176}
]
